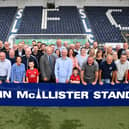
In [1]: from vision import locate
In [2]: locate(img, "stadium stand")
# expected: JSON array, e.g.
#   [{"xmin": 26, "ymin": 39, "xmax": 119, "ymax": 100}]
[
  {"xmin": 0, "ymin": 6, "xmax": 129, "ymax": 43},
  {"xmin": 18, "ymin": 6, "xmax": 85, "ymax": 34},
  {"xmin": 84, "ymin": 7, "xmax": 127, "ymax": 43},
  {"xmin": 0, "ymin": 7, "xmax": 17, "ymax": 41},
  {"xmin": 111, "ymin": 7, "xmax": 129, "ymax": 29}
]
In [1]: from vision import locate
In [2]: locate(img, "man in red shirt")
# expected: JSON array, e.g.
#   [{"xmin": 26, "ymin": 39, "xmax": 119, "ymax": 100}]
[{"xmin": 26, "ymin": 61, "xmax": 39, "ymax": 83}]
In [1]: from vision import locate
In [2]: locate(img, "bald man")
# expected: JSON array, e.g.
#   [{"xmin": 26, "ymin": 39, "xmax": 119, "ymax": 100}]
[
  {"xmin": 99, "ymin": 54, "xmax": 117, "ymax": 85},
  {"xmin": 3, "ymin": 41, "xmax": 10, "ymax": 58},
  {"xmin": 55, "ymin": 39, "xmax": 65, "ymax": 52},
  {"xmin": 15, "ymin": 42, "xmax": 25, "ymax": 57},
  {"xmin": 22, "ymin": 48, "xmax": 38, "ymax": 70},
  {"xmin": 0, "ymin": 52, "xmax": 11, "ymax": 83}
]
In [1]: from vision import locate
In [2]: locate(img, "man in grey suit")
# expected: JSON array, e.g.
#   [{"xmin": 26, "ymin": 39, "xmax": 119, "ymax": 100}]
[{"xmin": 39, "ymin": 46, "xmax": 57, "ymax": 82}]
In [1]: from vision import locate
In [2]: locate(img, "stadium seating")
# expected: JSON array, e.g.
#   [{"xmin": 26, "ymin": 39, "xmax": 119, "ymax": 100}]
[
  {"xmin": 18, "ymin": 6, "xmax": 85, "ymax": 35},
  {"xmin": 0, "ymin": 6, "xmax": 129, "ymax": 43},
  {"xmin": 84, "ymin": 7, "xmax": 128, "ymax": 43},
  {"xmin": 111, "ymin": 7, "xmax": 129, "ymax": 29},
  {"xmin": 0, "ymin": 7, "xmax": 17, "ymax": 41}
]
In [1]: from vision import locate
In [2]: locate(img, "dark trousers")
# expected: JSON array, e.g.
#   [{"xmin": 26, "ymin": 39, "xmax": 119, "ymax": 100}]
[{"xmin": 0, "ymin": 76, "xmax": 7, "ymax": 83}]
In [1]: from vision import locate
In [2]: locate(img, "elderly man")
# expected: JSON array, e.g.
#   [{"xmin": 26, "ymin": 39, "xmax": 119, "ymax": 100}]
[
  {"xmin": 8, "ymin": 49, "xmax": 16, "ymax": 65},
  {"xmin": 116, "ymin": 44, "xmax": 121, "ymax": 53},
  {"xmin": 13, "ymin": 44, "xmax": 18, "ymax": 51},
  {"xmin": 3, "ymin": 41, "xmax": 10, "ymax": 58},
  {"xmin": 55, "ymin": 39, "xmax": 65, "ymax": 52},
  {"xmin": 118, "ymin": 42, "xmax": 128, "ymax": 59},
  {"xmin": 115, "ymin": 54, "xmax": 129, "ymax": 83},
  {"xmin": 75, "ymin": 42, "xmax": 81, "ymax": 55},
  {"xmin": 15, "ymin": 42, "xmax": 25, "ymax": 57},
  {"xmin": 0, "ymin": 52, "xmax": 11, "ymax": 83},
  {"xmin": 55, "ymin": 48, "xmax": 72, "ymax": 83},
  {"xmin": 40, "ymin": 46, "xmax": 57, "ymax": 82},
  {"xmin": 99, "ymin": 54, "xmax": 117, "ymax": 85},
  {"xmin": 81, "ymin": 56, "xmax": 98, "ymax": 85},
  {"xmin": 63, "ymin": 41, "xmax": 68, "ymax": 49},
  {"xmin": 22, "ymin": 47, "xmax": 38, "ymax": 70}
]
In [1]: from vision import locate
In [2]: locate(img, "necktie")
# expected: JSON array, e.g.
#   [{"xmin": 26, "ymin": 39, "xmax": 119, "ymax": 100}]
[
  {"xmin": 48, "ymin": 56, "xmax": 54, "ymax": 79},
  {"xmin": 48, "ymin": 56, "xmax": 52, "ymax": 70}
]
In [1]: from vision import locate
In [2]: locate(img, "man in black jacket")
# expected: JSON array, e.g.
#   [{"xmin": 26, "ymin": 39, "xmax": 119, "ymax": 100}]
[
  {"xmin": 22, "ymin": 47, "xmax": 38, "ymax": 70},
  {"xmin": 15, "ymin": 42, "xmax": 25, "ymax": 57}
]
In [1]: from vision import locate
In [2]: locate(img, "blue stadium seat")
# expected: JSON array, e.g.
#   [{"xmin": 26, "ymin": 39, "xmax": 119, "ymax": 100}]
[
  {"xmin": 84, "ymin": 7, "xmax": 127, "ymax": 43},
  {"xmin": 0, "ymin": 7, "xmax": 17, "ymax": 41},
  {"xmin": 18, "ymin": 6, "xmax": 85, "ymax": 35}
]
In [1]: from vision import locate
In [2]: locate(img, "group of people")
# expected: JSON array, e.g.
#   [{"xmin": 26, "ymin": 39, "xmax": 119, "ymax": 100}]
[{"xmin": 0, "ymin": 39, "xmax": 129, "ymax": 85}]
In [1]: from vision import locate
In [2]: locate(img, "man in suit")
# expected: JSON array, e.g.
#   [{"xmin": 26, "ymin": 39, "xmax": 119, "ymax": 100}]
[
  {"xmin": 22, "ymin": 47, "xmax": 38, "ymax": 70},
  {"xmin": 15, "ymin": 42, "xmax": 25, "ymax": 57},
  {"xmin": 3, "ymin": 41, "xmax": 10, "ymax": 58},
  {"xmin": 39, "ymin": 46, "xmax": 57, "ymax": 82}
]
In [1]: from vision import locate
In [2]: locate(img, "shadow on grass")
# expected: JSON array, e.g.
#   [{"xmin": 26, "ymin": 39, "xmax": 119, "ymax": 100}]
[
  {"xmin": 59, "ymin": 119, "xmax": 83, "ymax": 129},
  {"xmin": 19, "ymin": 107, "xmax": 52, "ymax": 129}
]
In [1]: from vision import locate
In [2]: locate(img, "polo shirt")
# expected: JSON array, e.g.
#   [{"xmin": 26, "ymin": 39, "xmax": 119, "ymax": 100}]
[
  {"xmin": 82, "ymin": 61, "xmax": 98, "ymax": 83},
  {"xmin": 115, "ymin": 60, "xmax": 129, "ymax": 81},
  {"xmin": 100, "ymin": 61, "xmax": 117, "ymax": 79}
]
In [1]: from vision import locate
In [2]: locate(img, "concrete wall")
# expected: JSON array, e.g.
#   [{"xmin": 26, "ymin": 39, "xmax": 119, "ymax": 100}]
[{"xmin": 0, "ymin": 0, "xmax": 128, "ymax": 8}]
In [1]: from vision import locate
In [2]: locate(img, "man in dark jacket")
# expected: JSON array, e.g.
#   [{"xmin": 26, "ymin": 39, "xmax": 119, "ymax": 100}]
[
  {"xmin": 15, "ymin": 42, "xmax": 25, "ymax": 57},
  {"xmin": 22, "ymin": 47, "xmax": 38, "ymax": 70}
]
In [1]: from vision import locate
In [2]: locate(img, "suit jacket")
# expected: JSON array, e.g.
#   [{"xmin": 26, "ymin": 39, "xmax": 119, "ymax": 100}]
[
  {"xmin": 22, "ymin": 55, "xmax": 39, "ymax": 70},
  {"xmin": 39, "ymin": 54, "xmax": 56, "ymax": 81},
  {"xmin": 15, "ymin": 49, "xmax": 25, "ymax": 57}
]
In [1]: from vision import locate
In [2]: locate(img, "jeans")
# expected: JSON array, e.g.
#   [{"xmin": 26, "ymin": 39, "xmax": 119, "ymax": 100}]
[{"xmin": 102, "ymin": 79, "xmax": 110, "ymax": 84}]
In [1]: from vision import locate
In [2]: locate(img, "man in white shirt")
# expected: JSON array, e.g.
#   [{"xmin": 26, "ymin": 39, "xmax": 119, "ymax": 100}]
[
  {"xmin": 55, "ymin": 48, "xmax": 73, "ymax": 83},
  {"xmin": 115, "ymin": 54, "xmax": 129, "ymax": 83},
  {"xmin": 0, "ymin": 52, "xmax": 11, "ymax": 83}
]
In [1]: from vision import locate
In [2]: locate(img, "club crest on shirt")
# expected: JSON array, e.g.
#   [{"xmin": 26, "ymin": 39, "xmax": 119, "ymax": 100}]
[{"xmin": 109, "ymin": 67, "xmax": 112, "ymax": 70}]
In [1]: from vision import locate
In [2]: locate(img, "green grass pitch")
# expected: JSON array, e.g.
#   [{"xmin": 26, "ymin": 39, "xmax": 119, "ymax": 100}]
[{"xmin": 0, "ymin": 107, "xmax": 129, "ymax": 129}]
